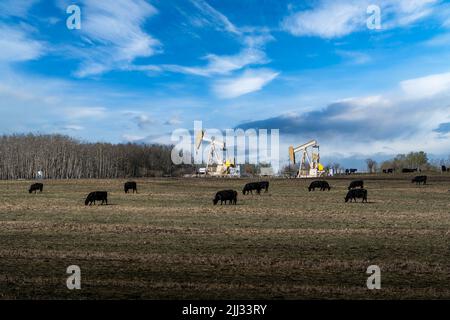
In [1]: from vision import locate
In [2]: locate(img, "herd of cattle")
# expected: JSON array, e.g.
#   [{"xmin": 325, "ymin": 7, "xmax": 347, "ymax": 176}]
[{"xmin": 27, "ymin": 175, "xmax": 430, "ymax": 206}]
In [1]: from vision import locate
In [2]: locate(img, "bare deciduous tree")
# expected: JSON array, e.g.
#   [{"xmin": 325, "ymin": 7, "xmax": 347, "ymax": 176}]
[{"xmin": 0, "ymin": 134, "xmax": 194, "ymax": 180}]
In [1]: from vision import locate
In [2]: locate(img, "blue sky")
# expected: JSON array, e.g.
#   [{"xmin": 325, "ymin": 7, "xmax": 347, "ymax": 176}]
[{"xmin": 1, "ymin": 0, "xmax": 450, "ymax": 169}]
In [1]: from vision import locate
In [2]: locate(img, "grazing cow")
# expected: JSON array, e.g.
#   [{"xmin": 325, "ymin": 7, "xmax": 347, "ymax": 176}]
[
  {"xmin": 259, "ymin": 181, "xmax": 270, "ymax": 193},
  {"xmin": 308, "ymin": 181, "xmax": 331, "ymax": 192},
  {"xmin": 412, "ymin": 176, "xmax": 427, "ymax": 185},
  {"xmin": 348, "ymin": 180, "xmax": 364, "ymax": 190},
  {"xmin": 29, "ymin": 183, "xmax": 43, "ymax": 194},
  {"xmin": 402, "ymin": 168, "xmax": 418, "ymax": 173},
  {"xmin": 242, "ymin": 182, "xmax": 262, "ymax": 195},
  {"xmin": 383, "ymin": 169, "xmax": 394, "ymax": 174},
  {"xmin": 213, "ymin": 190, "xmax": 237, "ymax": 205},
  {"xmin": 345, "ymin": 189, "xmax": 368, "ymax": 203},
  {"xmin": 124, "ymin": 181, "xmax": 137, "ymax": 194},
  {"xmin": 85, "ymin": 191, "xmax": 108, "ymax": 206}
]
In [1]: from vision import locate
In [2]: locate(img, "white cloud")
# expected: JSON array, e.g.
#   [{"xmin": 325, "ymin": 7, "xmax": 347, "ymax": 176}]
[
  {"xmin": 282, "ymin": 0, "xmax": 442, "ymax": 39},
  {"xmin": 164, "ymin": 116, "xmax": 183, "ymax": 126},
  {"xmin": 400, "ymin": 72, "xmax": 450, "ymax": 99},
  {"xmin": 188, "ymin": 0, "xmax": 241, "ymax": 35},
  {"xmin": 213, "ymin": 69, "xmax": 279, "ymax": 99},
  {"xmin": 0, "ymin": 0, "xmax": 40, "ymax": 18},
  {"xmin": 385, "ymin": 0, "xmax": 439, "ymax": 27},
  {"xmin": 144, "ymin": 2, "xmax": 274, "ymax": 78},
  {"xmin": 122, "ymin": 134, "xmax": 145, "ymax": 142},
  {"xmin": 69, "ymin": 0, "xmax": 161, "ymax": 77},
  {"xmin": 122, "ymin": 111, "xmax": 156, "ymax": 129},
  {"xmin": 282, "ymin": 1, "xmax": 365, "ymax": 39},
  {"xmin": 65, "ymin": 107, "xmax": 107, "ymax": 119},
  {"xmin": 62, "ymin": 125, "xmax": 84, "ymax": 131},
  {"xmin": 134, "ymin": 114, "xmax": 154, "ymax": 129},
  {"xmin": 0, "ymin": 24, "xmax": 45, "ymax": 62},
  {"xmin": 160, "ymin": 48, "xmax": 269, "ymax": 77}
]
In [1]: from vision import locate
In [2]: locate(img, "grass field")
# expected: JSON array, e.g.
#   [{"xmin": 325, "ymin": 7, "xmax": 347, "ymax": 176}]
[{"xmin": 0, "ymin": 175, "xmax": 449, "ymax": 299}]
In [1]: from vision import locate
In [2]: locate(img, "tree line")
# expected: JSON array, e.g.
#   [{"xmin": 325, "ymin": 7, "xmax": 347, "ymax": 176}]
[
  {"xmin": 0, "ymin": 134, "xmax": 194, "ymax": 180},
  {"xmin": 367, "ymin": 151, "xmax": 450, "ymax": 173}
]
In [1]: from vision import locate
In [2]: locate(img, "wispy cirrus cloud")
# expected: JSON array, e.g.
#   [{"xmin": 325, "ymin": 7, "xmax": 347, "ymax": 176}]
[
  {"xmin": 156, "ymin": 48, "xmax": 269, "ymax": 77},
  {"xmin": 0, "ymin": 24, "xmax": 46, "ymax": 63},
  {"xmin": 161, "ymin": 0, "xmax": 278, "ymax": 97},
  {"xmin": 140, "ymin": 0, "xmax": 275, "ymax": 79},
  {"xmin": 60, "ymin": 0, "xmax": 162, "ymax": 77},
  {"xmin": 188, "ymin": 0, "xmax": 241, "ymax": 35},
  {"xmin": 282, "ymin": 0, "xmax": 442, "ymax": 39},
  {"xmin": 0, "ymin": 0, "xmax": 40, "ymax": 18},
  {"xmin": 0, "ymin": 1, "xmax": 46, "ymax": 64},
  {"xmin": 213, "ymin": 69, "xmax": 279, "ymax": 99}
]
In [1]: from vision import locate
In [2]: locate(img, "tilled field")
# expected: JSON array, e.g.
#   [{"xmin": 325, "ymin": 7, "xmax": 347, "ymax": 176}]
[{"xmin": 0, "ymin": 176, "xmax": 449, "ymax": 299}]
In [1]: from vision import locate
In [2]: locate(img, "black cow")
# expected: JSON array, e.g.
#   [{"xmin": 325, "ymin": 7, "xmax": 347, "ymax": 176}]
[
  {"xmin": 242, "ymin": 182, "xmax": 262, "ymax": 195},
  {"xmin": 383, "ymin": 169, "xmax": 394, "ymax": 174},
  {"xmin": 259, "ymin": 181, "xmax": 270, "ymax": 193},
  {"xmin": 308, "ymin": 181, "xmax": 331, "ymax": 191},
  {"xmin": 345, "ymin": 169, "xmax": 358, "ymax": 175},
  {"xmin": 29, "ymin": 183, "xmax": 43, "ymax": 194},
  {"xmin": 412, "ymin": 176, "xmax": 427, "ymax": 185},
  {"xmin": 348, "ymin": 180, "xmax": 364, "ymax": 190},
  {"xmin": 402, "ymin": 168, "xmax": 418, "ymax": 173},
  {"xmin": 213, "ymin": 190, "xmax": 237, "ymax": 205},
  {"xmin": 85, "ymin": 191, "xmax": 108, "ymax": 206},
  {"xmin": 345, "ymin": 189, "xmax": 368, "ymax": 203},
  {"xmin": 124, "ymin": 181, "xmax": 137, "ymax": 193}
]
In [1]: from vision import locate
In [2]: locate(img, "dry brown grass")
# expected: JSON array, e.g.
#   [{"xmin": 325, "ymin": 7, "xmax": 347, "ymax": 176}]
[{"xmin": 0, "ymin": 175, "xmax": 449, "ymax": 299}]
